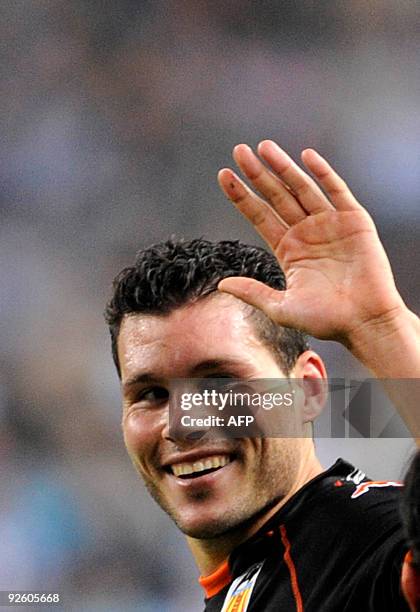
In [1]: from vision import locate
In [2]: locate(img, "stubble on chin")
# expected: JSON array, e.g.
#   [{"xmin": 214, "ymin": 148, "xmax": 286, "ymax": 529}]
[{"xmin": 139, "ymin": 440, "xmax": 301, "ymax": 539}]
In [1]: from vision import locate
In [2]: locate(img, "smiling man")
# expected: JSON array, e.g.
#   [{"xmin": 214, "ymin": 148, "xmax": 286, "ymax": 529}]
[
  {"xmin": 112, "ymin": 245, "xmax": 325, "ymax": 554},
  {"xmin": 105, "ymin": 141, "xmax": 420, "ymax": 611}
]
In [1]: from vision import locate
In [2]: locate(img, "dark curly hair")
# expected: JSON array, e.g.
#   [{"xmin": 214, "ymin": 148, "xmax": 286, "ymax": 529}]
[{"xmin": 105, "ymin": 238, "xmax": 309, "ymax": 377}]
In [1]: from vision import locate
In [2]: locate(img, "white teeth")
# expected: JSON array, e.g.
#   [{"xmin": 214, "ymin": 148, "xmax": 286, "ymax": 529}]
[
  {"xmin": 171, "ymin": 454, "xmax": 230, "ymax": 477},
  {"xmin": 194, "ymin": 460, "xmax": 206, "ymax": 472}
]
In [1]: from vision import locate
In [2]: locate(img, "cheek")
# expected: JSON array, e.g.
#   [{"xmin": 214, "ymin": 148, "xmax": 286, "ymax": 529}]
[{"xmin": 122, "ymin": 412, "xmax": 161, "ymax": 463}]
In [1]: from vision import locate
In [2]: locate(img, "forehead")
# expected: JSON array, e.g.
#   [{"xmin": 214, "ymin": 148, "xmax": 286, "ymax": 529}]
[{"xmin": 117, "ymin": 293, "xmax": 271, "ymax": 380}]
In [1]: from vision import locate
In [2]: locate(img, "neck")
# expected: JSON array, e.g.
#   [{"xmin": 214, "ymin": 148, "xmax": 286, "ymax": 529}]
[{"xmin": 188, "ymin": 446, "xmax": 323, "ymax": 576}]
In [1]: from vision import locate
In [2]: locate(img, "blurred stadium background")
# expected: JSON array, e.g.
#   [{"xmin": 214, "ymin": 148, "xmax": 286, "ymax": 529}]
[{"xmin": 1, "ymin": 1, "xmax": 419, "ymax": 609}]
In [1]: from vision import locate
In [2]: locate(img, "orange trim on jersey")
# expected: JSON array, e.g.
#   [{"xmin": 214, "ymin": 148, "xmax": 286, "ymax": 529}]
[
  {"xmin": 280, "ymin": 524, "xmax": 304, "ymax": 612},
  {"xmin": 351, "ymin": 479, "xmax": 403, "ymax": 499},
  {"xmin": 199, "ymin": 559, "xmax": 232, "ymax": 599}
]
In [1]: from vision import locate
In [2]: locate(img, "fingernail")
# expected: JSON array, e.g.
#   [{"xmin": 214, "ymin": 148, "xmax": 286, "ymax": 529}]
[
  {"xmin": 236, "ymin": 146, "xmax": 261, "ymax": 176},
  {"xmin": 259, "ymin": 140, "xmax": 282, "ymax": 155},
  {"xmin": 233, "ymin": 143, "xmax": 250, "ymax": 155}
]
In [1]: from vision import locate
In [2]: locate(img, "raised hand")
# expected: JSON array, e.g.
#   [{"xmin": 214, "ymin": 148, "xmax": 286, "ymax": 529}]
[{"xmin": 217, "ymin": 140, "xmax": 406, "ymax": 347}]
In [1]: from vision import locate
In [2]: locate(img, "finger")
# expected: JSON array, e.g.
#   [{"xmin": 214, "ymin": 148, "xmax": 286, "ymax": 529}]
[
  {"xmin": 218, "ymin": 168, "xmax": 287, "ymax": 251},
  {"xmin": 258, "ymin": 140, "xmax": 335, "ymax": 215},
  {"xmin": 218, "ymin": 277, "xmax": 295, "ymax": 328},
  {"xmin": 232, "ymin": 144, "xmax": 307, "ymax": 226},
  {"xmin": 301, "ymin": 148, "xmax": 362, "ymax": 211}
]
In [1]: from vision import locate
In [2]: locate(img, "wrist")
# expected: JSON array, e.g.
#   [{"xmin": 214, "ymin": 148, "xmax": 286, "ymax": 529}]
[{"xmin": 347, "ymin": 305, "xmax": 420, "ymax": 378}]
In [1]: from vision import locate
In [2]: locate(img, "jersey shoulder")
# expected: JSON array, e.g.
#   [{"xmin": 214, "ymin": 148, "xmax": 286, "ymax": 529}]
[{"xmin": 284, "ymin": 459, "xmax": 405, "ymax": 551}]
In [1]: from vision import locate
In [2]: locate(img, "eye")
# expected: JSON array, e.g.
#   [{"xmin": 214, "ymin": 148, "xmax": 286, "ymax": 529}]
[
  {"xmin": 202, "ymin": 375, "xmax": 256, "ymax": 398},
  {"xmin": 135, "ymin": 386, "xmax": 169, "ymax": 406},
  {"xmin": 203, "ymin": 374, "xmax": 234, "ymax": 391}
]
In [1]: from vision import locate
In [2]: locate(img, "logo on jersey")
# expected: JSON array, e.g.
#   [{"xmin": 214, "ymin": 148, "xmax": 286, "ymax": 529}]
[
  {"xmin": 345, "ymin": 468, "xmax": 366, "ymax": 485},
  {"xmin": 351, "ymin": 480, "xmax": 403, "ymax": 499},
  {"xmin": 221, "ymin": 562, "xmax": 263, "ymax": 612}
]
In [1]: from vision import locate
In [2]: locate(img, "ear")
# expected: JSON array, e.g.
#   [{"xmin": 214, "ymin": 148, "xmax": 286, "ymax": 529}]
[{"xmin": 292, "ymin": 350, "xmax": 328, "ymax": 423}]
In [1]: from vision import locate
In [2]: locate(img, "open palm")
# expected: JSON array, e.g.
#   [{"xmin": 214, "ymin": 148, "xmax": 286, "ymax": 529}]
[{"xmin": 217, "ymin": 141, "xmax": 404, "ymax": 344}]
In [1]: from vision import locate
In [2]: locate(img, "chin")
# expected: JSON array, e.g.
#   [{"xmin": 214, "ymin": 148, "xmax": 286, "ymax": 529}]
[{"xmin": 172, "ymin": 505, "xmax": 259, "ymax": 540}]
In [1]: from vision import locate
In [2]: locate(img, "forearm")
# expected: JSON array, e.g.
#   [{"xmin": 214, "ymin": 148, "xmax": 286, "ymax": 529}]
[{"xmin": 347, "ymin": 306, "xmax": 420, "ymax": 445}]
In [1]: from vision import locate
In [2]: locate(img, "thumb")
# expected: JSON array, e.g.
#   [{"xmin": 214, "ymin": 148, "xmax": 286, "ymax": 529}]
[{"xmin": 218, "ymin": 277, "xmax": 291, "ymax": 326}]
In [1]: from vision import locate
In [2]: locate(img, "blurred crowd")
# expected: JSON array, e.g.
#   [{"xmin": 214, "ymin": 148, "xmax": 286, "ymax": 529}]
[{"xmin": 1, "ymin": 1, "xmax": 419, "ymax": 609}]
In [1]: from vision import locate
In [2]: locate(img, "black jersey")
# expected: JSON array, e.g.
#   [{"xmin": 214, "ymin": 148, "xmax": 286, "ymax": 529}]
[{"xmin": 200, "ymin": 459, "xmax": 408, "ymax": 611}]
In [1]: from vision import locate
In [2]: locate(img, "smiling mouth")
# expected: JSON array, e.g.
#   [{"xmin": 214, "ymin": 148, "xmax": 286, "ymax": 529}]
[{"xmin": 168, "ymin": 454, "xmax": 233, "ymax": 479}]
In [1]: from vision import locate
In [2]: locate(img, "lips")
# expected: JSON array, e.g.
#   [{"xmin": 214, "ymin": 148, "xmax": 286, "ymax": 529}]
[{"xmin": 171, "ymin": 454, "xmax": 231, "ymax": 478}]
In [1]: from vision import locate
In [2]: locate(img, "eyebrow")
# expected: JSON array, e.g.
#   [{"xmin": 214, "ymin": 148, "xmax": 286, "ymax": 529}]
[
  {"xmin": 190, "ymin": 359, "xmax": 246, "ymax": 375},
  {"xmin": 122, "ymin": 358, "xmax": 247, "ymax": 391},
  {"xmin": 122, "ymin": 373, "xmax": 159, "ymax": 392}
]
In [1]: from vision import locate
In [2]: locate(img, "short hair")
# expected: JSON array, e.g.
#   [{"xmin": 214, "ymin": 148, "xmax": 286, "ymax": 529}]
[
  {"xmin": 105, "ymin": 238, "xmax": 309, "ymax": 377},
  {"xmin": 401, "ymin": 451, "xmax": 420, "ymax": 569}
]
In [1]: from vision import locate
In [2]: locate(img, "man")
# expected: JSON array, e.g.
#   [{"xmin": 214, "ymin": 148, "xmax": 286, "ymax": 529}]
[{"xmin": 105, "ymin": 140, "xmax": 419, "ymax": 610}]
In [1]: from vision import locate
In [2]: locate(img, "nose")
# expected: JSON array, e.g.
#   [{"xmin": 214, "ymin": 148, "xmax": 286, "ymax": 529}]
[
  {"xmin": 161, "ymin": 405, "xmax": 209, "ymax": 444},
  {"xmin": 162, "ymin": 381, "xmax": 215, "ymax": 444}
]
